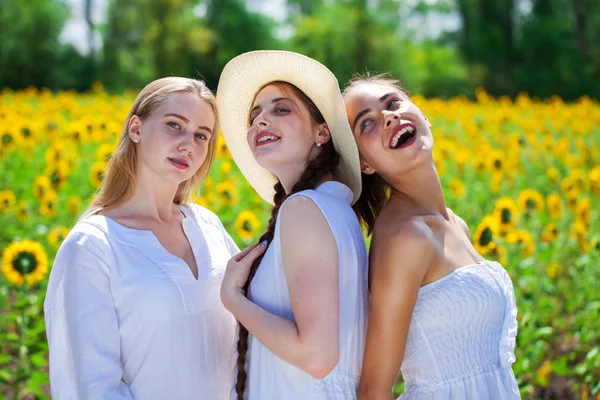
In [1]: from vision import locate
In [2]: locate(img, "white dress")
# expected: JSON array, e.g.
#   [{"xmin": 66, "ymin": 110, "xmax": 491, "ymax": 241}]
[
  {"xmin": 244, "ymin": 181, "xmax": 369, "ymax": 400},
  {"xmin": 399, "ymin": 260, "xmax": 520, "ymax": 399},
  {"xmin": 44, "ymin": 203, "xmax": 239, "ymax": 400}
]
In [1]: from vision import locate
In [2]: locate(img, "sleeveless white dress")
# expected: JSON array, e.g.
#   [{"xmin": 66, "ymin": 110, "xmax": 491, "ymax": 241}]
[
  {"xmin": 243, "ymin": 181, "xmax": 369, "ymax": 400},
  {"xmin": 399, "ymin": 260, "xmax": 521, "ymax": 399}
]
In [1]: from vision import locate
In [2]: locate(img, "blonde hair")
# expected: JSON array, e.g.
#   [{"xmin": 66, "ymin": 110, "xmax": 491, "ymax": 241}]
[{"xmin": 83, "ymin": 77, "xmax": 219, "ymax": 218}]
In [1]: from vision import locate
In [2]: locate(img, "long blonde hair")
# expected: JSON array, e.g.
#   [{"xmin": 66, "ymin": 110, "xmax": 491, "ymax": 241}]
[{"xmin": 83, "ymin": 77, "xmax": 219, "ymax": 218}]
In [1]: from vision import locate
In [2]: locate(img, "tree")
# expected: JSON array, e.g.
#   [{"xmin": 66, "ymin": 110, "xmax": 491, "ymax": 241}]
[{"xmin": 0, "ymin": 0, "xmax": 76, "ymax": 89}]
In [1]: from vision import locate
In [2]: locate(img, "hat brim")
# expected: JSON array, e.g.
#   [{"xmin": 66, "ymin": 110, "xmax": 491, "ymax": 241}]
[{"xmin": 216, "ymin": 50, "xmax": 361, "ymax": 205}]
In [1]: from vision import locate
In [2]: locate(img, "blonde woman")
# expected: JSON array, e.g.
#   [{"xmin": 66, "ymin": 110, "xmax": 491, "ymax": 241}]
[{"xmin": 44, "ymin": 77, "xmax": 238, "ymax": 399}]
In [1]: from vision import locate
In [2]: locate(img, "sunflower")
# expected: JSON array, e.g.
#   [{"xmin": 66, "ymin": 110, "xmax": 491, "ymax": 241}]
[
  {"xmin": 0, "ymin": 189, "xmax": 16, "ymax": 212},
  {"xmin": 546, "ymin": 193, "xmax": 563, "ymax": 220},
  {"xmin": 96, "ymin": 143, "xmax": 115, "ymax": 162},
  {"xmin": 65, "ymin": 121, "xmax": 89, "ymax": 144},
  {"xmin": 1, "ymin": 127, "xmax": 19, "ymax": 152},
  {"xmin": 565, "ymin": 189, "xmax": 579, "ymax": 211},
  {"xmin": 506, "ymin": 230, "xmax": 535, "ymax": 257},
  {"xmin": 40, "ymin": 191, "xmax": 59, "ymax": 218},
  {"xmin": 49, "ymin": 226, "xmax": 70, "ymax": 249},
  {"xmin": 517, "ymin": 189, "xmax": 544, "ymax": 214},
  {"xmin": 473, "ymin": 215, "xmax": 499, "ymax": 255},
  {"xmin": 490, "ymin": 172, "xmax": 504, "ymax": 194},
  {"xmin": 589, "ymin": 166, "xmax": 600, "ymax": 195},
  {"xmin": 16, "ymin": 200, "xmax": 30, "ymax": 223},
  {"xmin": 493, "ymin": 197, "xmax": 520, "ymax": 233},
  {"xmin": 221, "ymin": 161, "xmax": 233, "ymax": 177},
  {"xmin": 216, "ymin": 181, "xmax": 239, "ymax": 208},
  {"xmin": 67, "ymin": 195, "xmax": 82, "ymax": 216},
  {"xmin": 89, "ymin": 161, "xmax": 107, "ymax": 188},
  {"xmin": 546, "ymin": 262, "xmax": 560, "ymax": 279},
  {"xmin": 2, "ymin": 240, "xmax": 49, "ymax": 285},
  {"xmin": 574, "ymin": 221, "xmax": 588, "ymax": 252},
  {"xmin": 487, "ymin": 150, "xmax": 506, "ymax": 174},
  {"xmin": 19, "ymin": 121, "xmax": 37, "ymax": 149},
  {"xmin": 546, "ymin": 168, "xmax": 560, "ymax": 183},
  {"xmin": 541, "ymin": 223, "xmax": 559, "ymax": 243},
  {"xmin": 235, "ymin": 210, "xmax": 261, "ymax": 242},
  {"xmin": 33, "ymin": 175, "xmax": 52, "ymax": 199},
  {"xmin": 45, "ymin": 142, "xmax": 69, "ymax": 165},
  {"xmin": 46, "ymin": 160, "xmax": 70, "ymax": 190},
  {"xmin": 216, "ymin": 135, "xmax": 230, "ymax": 159},
  {"xmin": 575, "ymin": 198, "xmax": 590, "ymax": 228},
  {"xmin": 449, "ymin": 179, "xmax": 465, "ymax": 198}
]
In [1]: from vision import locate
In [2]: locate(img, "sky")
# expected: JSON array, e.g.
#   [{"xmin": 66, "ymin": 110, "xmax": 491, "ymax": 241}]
[{"xmin": 59, "ymin": 0, "xmax": 461, "ymax": 55}]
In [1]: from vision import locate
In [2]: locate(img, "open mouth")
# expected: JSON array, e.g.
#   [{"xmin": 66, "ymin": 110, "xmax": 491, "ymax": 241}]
[
  {"xmin": 255, "ymin": 131, "xmax": 281, "ymax": 147},
  {"xmin": 389, "ymin": 123, "xmax": 417, "ymax": 149},
  {"xmin": 168, "ymin": 158, "xmax": 189, "ymax": 169}
]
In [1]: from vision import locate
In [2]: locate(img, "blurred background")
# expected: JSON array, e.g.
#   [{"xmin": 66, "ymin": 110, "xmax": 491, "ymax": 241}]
[
  {"xmin": 2, "ymin": 0, "xmax": 600, "ymax": 99},
  {"xmin": 1, "ymin": 1, "xmax": 599, "ymax": 399}
]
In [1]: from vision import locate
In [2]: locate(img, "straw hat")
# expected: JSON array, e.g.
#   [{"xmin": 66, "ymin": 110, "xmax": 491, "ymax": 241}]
[{"xmin": 216, "ymin": 50, "xmax": 361, "ymax": 205}]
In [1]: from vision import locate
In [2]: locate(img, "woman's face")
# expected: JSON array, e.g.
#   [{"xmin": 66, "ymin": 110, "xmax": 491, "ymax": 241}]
[
  {"xmin": 247, "ymin": 84, "xmax": 326, "ymax": 180},
  {"xmin": 131, "ymin": 92, "xmax": 215, "ymax": 185},
  {"xmin": 344, "ymin": 83, "xmax": 433, "ymax": 180}
]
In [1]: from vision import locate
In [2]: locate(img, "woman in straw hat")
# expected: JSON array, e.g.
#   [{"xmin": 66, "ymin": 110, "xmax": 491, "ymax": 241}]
[
  {"xmin": 217, "ymin": 50, "xmax": 369, "ymax": 400},
  {"xmin": 342, "ymin": 74, "xmax": 520, "ymax": 399},
  {"xmin": 44, "ymin": 77, "xmax": 238, "ymax": 399}
]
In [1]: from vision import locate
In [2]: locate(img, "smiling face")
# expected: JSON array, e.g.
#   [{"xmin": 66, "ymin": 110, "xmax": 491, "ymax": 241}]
[
  {"xmin": 129, "ymin": 91, "xmax": 215, "ymax": 186},
  {"xmin": 344, "ymin": 83, "xmax": 434, "ymax": 180},
  {"xmin": 246, "ymin": 83, "xmax": 329, "ymax": 183}
]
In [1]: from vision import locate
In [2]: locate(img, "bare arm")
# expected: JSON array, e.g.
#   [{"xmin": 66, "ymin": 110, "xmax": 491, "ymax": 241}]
[
  {"xmin": 222, "ymin": 196, "xmax": 339, "ymax": 378},
  {"xmin": 358, "ymin": 222, "xmax": 436, "ymax": 400}
]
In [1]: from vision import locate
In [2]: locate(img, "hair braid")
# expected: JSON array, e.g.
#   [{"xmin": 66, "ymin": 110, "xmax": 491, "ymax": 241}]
[{"xmin": 234, "ymin": 139, "xmax": 339, "ymax": 399}]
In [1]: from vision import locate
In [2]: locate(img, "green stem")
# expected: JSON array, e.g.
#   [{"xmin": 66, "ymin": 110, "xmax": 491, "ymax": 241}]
[{"xmin": 13, "ymin": 285, "xmax": 29, "ymax": 400}]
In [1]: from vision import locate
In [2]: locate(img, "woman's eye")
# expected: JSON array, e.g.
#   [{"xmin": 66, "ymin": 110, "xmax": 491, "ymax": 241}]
[
  {"xmin": 168, "ymin": 121, "xmax": 180, "ymax": 129},
  {"xmin": 387, "ymin": 99, "xmax": 400, "ymax": 109},
  {"xmin": 195, "ymin": 133, "xmax": 207, "ymax": 140},
  {"xmin": 360, "ymin": 119, "xmax": 373, "ymax": 132},
  {"xmin": 275, "ymin": 107, "xmax": 289, "ymax": 114}
]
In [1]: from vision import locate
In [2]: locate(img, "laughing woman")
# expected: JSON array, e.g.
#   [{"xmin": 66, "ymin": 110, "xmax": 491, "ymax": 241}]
[
  {"xmin": 216, "ymin": 51, "xmax": 369, "ymax": 400},
  {"xmin": 44, "ymin": 77, "xmax": 238, "ymax": 400},
  {"xmin": 342, "ymin": 75, "xmax": 520, "ymax": 400}
]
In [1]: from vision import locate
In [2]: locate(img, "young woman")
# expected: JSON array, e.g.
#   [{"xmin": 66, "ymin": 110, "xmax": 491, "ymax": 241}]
[
  {"xmin": 342, "ymin": 75, "xmax": 520, "ymax": 399},
  {"xmin": 44, "ymin": 77, "xmax": 238, "ymax": 399},
  {"xmin": 216, "ymin": 50, "xmax": 369, "ymax": 399}
]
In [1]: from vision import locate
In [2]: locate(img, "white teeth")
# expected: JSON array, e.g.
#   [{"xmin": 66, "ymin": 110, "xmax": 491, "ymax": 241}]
[
  {"xmin": 390, "ymin": 126, "xmax": 415, "ymax": 148},
  {"xmin": 257, "ymin": 135, "xmax": 278, "ymax": 143}
]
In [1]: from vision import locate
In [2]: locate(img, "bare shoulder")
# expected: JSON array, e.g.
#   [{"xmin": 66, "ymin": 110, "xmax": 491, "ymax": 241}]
[
  {"xmin": 279, "ymin": 194, "xmax": 335, "ymax": 252},
  {"xmin": 447, "ymin": 207, "xmax": 470, "ymax": 237},
  {"xmin": 370, "ymin": 216, "xmax": 436, "ymax": 279}
]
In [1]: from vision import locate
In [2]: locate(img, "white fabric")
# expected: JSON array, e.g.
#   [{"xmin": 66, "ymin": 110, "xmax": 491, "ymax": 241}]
[
  {"xmin": 398, "ymin": 260, "xmax": 521, "ymax": 399},
  {"xmin": 243, "ymin": 181, "xmax": 369, "ymax": 400},
  {"xmin": 44, "ymin": 203, "xmax": 239, "ymax": 400}
]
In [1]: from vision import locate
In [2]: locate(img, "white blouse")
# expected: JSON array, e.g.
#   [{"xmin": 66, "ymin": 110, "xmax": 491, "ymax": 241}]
[{"xmin": 44, "ymin": 203, "xmax": 239, "ymax": 400}]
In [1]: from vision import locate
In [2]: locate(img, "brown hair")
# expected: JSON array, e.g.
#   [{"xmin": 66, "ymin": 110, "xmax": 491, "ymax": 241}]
[
  {"xmin": 342, "ymin": 73, "xmax": 408, "ymax": 234},
  {"xmin": 82, "ymin": 77, "xmax": 219, "ymax": 218},
  {"xmin": 234, "ymin": 81, "xmax": 340, "ymax": 399}
]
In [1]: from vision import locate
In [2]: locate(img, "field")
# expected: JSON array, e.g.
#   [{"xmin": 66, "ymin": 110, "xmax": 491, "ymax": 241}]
[{"xmin": 0, "ymin": 86, "xmax": 598, "ymax": 399}]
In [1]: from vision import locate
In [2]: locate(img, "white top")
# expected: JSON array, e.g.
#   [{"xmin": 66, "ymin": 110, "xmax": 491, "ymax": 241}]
[
  {"xmin": 399, "ymin": 260, "xmax": 520, "ymax": 399},
  {"xmin": 44, "ymin": 203, "xmax": 239, "ymax": 400},
  {"xmin": 244, "ymin": 181, "xmax": 369, "ymax": 400}
]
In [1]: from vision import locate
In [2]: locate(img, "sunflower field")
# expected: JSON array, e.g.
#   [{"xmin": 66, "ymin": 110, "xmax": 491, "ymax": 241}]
[{"xmin": 0, "ymin": 85, "xmax": 598, "ymax": 399}]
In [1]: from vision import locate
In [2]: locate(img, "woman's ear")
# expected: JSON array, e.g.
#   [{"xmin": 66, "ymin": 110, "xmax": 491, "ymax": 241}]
[
  {"xmin": 315, "ymin": 123, "xmax": 332, "ymax": 145},
  {"xmin": 361, "ymin": 159, "xmax": 376, "ymax": 175},
  {"xmin": 128, "ymin": 115, "xmax": 142, "ymax": 142}
]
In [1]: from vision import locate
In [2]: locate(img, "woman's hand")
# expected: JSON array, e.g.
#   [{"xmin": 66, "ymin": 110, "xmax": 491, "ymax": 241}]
[{"xmin": 220, "ymin": 241, "xmax": 267, "ymax": 310}]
